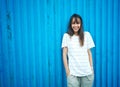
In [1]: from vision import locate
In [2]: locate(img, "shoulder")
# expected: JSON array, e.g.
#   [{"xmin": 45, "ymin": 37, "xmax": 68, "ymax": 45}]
[
  {"xmin": 63, "ymin": 33, "xmax": 70, "ymax": 38},
  {"xmin": 64, "ymin": 33, "xmax": 69, "ymax": 36},
  {"xmin": 84, "ymin": 31, "xmax": 90, "ymax": 35},
  {"xmin": 84, "ymin": 31, "xmax": 91, "ymax": 37}
]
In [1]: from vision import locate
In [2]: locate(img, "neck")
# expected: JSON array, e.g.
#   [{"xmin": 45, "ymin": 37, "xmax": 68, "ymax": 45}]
[{"xmin": 74, "ymin": 32, "xmax": 78, "ymax": 36}]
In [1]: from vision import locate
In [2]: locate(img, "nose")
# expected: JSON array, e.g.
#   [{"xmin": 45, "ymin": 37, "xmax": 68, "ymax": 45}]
[{"xmin": 74, "ymin": 23, "xmax": 78, "ymax": 26}]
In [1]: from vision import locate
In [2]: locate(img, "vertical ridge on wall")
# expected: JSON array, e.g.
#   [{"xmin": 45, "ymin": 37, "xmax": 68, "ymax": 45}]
[
  {"xmin": 113, "ymin": 0, "xmax": 119, "ymax": 87},
  {"xmin": 13, "ymin": 0, "xmax": 23, "ymax": 87},
  {"xmin": 42, "ymin": 0, "xmax": 49, "ymax": 87},
  {"xmin": 101, "ymin": 0, "xmax": 107, "ymax": 87},
  {"xmin": 27, "ymin": 0, "xmax": 36, "ymax": 86},
  {"xmin": 7, "ymin": 0, "xmax": 16, "ymax": 86},
  {"xmin": 107, "ymin": 0, "xmax": 113, "ymax": 87},
  {"xmin": 47, "ymin": 0, "xmax": 55, "ymax": 86},
  {"xmin": 20, "ymin": 0, "xmax": 29, "ymax": 87},
  {"xmin": 33, "ymin": 0, "xmax": 42, "ymax": 87},
  {"xmin": 117, "ymin": 0, "xmax": 120, "ymax": 87},
  {"xmin": 95, "ymin": 0, "xmax": 102, "ymax": 87},
  {"xmin": 54, "ymin": 0, "xmax": 63, "ymax": 86},
  {"xmin": 1, "ymin": 0, "xmax": 6, "ymax": 87},
  {"xmin": 118, "ymin": 0, "xmax": 120, "ymax": 87},
  {"xmin": 83, "ymin": 0, "xmax": 86, "ymax": 28},
  {"xmin": 2, "ymin": 0, "xmax": 10, "ymax": 87},
  {"xmin": 0, "ymin": 0, "xmax": 2, "ymax": 84}
]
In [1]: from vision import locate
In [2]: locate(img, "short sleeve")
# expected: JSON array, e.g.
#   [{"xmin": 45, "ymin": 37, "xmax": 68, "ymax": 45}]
[
  {"xmin": 86, "ymin": 32, "xmax": 95, "ymax": 49},
  {"xmin": 61, "ymin": 33, "xmax": 68, "ymax": 48}
]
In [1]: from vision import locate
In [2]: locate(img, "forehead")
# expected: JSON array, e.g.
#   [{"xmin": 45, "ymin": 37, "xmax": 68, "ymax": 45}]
[{"xmin": 72, "ymin": 17, "xmax": 81, "ymax": 22}]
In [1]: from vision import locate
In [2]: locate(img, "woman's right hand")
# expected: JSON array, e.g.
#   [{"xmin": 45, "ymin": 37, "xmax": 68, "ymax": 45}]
[{"xmin": 66, "ymin": 70, "xmax": 70, "ymax": 76}]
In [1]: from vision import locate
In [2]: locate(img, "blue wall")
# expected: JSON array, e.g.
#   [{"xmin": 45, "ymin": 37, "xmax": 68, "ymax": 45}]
[{"xmin": 0, "ymin": 0, "xmax": 120, "ymax": 87}]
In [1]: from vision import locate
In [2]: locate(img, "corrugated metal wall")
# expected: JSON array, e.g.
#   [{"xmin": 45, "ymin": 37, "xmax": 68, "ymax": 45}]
[{"xmin": 0, "ymin": 0, "xmax": 120, "ymax": 87}]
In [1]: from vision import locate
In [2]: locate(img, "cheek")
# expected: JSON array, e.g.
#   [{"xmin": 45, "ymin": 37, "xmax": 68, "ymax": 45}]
[
  {"xmin": 78, "ymin": 24, "xmax": 81, "ymax": 28},
  {"xmin": 71, "ymin": 25, "xmax": 74, "ymax": 28}
]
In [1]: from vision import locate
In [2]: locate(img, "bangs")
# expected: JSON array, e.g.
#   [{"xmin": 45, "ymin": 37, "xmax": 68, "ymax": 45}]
[{"xmin": 71, "ymin": 17, "xmax": 81, "ymax": 24}]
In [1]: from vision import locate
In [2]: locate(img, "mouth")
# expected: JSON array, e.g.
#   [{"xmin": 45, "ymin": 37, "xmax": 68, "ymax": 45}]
[{"xmin": 73, "ymin": 27, "xmax": 80, "ymax": 30}]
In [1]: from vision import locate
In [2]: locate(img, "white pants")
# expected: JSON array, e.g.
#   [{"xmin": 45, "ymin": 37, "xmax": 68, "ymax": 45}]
[{"xmin": 67, "ymin": 74, "xmax": 94, "ymax": 87}]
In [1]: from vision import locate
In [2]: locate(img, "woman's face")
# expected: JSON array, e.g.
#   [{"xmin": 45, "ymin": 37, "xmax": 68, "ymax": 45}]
[{"xmin": 71, "ymin": 17, "xmax": 81, "ymax": 34}]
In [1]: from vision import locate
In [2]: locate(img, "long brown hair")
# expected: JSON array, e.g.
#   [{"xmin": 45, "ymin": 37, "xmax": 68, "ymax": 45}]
[{"xmin": 67, "ymin": 14, "xmax": 84, "ymax": 46}]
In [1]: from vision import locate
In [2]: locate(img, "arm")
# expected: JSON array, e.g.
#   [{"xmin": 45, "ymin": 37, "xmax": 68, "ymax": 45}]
[
  {"xmin": 87, "ymin": 49, "xmax": 94, "ymax": 72},
  {"xmin": 62, "ymin": 47, "xmax": 70, "ymax": 76}
]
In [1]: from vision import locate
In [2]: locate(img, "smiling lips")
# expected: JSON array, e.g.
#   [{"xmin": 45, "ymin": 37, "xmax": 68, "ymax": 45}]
[{"xmin": 73, "ymin": 26, "xmax": 80, "ymax": 31}]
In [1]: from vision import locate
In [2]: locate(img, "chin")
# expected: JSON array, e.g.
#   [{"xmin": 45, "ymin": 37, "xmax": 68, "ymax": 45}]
[
  {"xmin": 74, "ymin": 31, "xmax": 79, "ymax": 33},
  {"xmin": 73, "ymin": 29, "xmax": 79, "ymax": 32}
]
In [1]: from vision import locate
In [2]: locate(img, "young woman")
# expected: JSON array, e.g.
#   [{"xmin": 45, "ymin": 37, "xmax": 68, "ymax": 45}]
[{"xmin": 62, "ymin": 14, "xmax": 95, "ymax": 87}]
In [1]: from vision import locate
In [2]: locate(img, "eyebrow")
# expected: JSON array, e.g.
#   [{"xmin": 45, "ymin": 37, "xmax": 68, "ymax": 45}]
[
  {"xmin": 72, "ymin": 17, "xmax": 81, "ymax": 23},
  {"xmin": 72, "ymin": 20, "xmax": 80, "ymax": 24}
]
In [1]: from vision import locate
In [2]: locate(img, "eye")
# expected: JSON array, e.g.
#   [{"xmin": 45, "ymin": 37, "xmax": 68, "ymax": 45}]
[
  {"xmin": 77, "ymin": 22, "xmax": 80, "ymax": 24},
  {"xmin": 72, "ymin": 21, "xmax": 75, "ymax": 24}
]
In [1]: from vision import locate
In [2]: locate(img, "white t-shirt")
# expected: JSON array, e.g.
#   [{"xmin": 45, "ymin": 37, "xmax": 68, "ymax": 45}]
[{"xmin": 61, "ymin": 31, "xmax": 95, "ymax": 76}]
